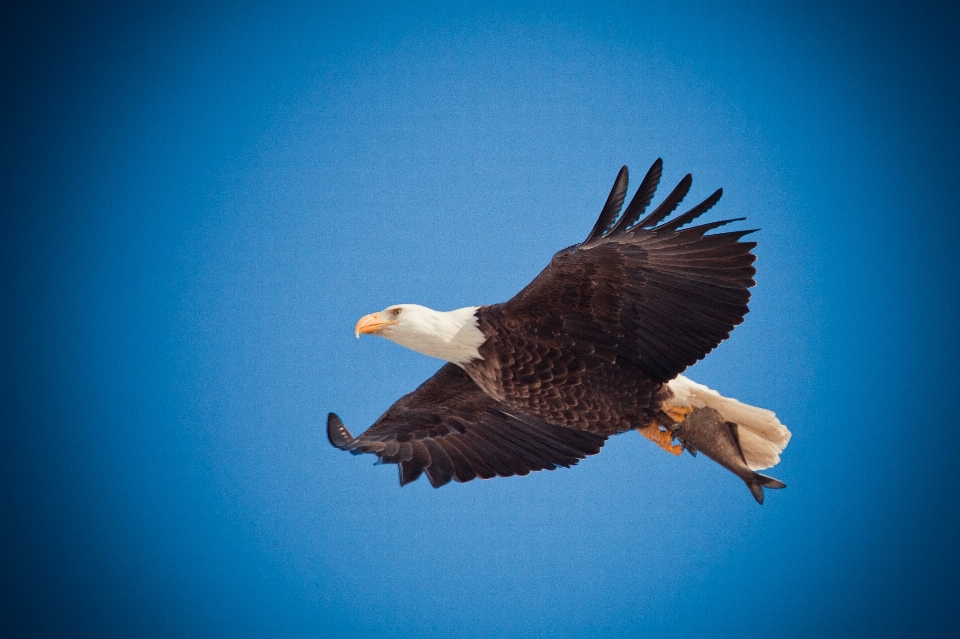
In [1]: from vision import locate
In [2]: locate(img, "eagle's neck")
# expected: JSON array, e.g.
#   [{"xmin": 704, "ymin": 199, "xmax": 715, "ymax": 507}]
[{"xmin": 385, "ymin": 305, "xmax": 486, "ymax": 365}]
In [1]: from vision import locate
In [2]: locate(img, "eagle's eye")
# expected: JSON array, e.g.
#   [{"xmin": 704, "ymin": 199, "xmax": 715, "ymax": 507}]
[{"xmin": 392, "ymin": 308, "xmax": 402, "ymax": 316}]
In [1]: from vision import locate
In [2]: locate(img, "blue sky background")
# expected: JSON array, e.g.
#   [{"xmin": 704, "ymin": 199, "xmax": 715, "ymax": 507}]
[{"xmin": 3, "ymin": 2, "xmax": 959, "ymax": 637}]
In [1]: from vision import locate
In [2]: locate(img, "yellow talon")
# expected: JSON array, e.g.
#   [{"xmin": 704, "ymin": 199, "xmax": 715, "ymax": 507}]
[
  {"xmin": 637, "ymin": 420, "xmax": 683, "ymax": 456},
  {"xmin": 665, "ymin": 405, "xmax": 694, "ymax": 424}
]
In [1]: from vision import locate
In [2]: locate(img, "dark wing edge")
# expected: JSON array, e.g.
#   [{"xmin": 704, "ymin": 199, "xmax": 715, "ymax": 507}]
[
  {"xmin": 596, "ymin": 160, "xmax": 737, "ymax": 239},
  {"xmin": 505, "ymin": 160, "xmax": 758, "ymax": 382},
  {"xmin": 327, "ymin": 363, "xmax": 607, "ymax": 488}
]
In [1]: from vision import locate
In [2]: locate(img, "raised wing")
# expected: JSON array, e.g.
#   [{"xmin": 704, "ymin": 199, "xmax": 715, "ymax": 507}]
[
  {"xmin": 328, "ymin": 363, "xmax": 606, "ymax": 487},
  {"xmin": 503, "ymin": 161, "xmax": 756, "ymax": 383}
]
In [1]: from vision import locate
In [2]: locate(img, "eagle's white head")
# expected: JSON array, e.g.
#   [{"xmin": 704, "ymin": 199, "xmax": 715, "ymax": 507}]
[{"xmin": 354, "ymin": 303, "xmax": 485, "ymax": 365}]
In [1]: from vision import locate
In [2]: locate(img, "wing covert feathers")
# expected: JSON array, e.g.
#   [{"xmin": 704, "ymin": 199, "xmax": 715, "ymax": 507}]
[
  {"xmin": 329, "ymin": 364, "xmax": 606, "ymax": 488},
  {"xmin": 503, "ymin": 160, "xmax": 757, "ymax": 383}
]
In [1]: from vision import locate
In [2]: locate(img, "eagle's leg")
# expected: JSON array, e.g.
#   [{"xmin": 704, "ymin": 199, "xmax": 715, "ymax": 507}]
[
  {"xmin": 664, "ymin": 404, "xmax": 694, "ymax": 424},
  {"xmin": 637, "ymin": 419, "xmax": 683, "ymax": 456}
]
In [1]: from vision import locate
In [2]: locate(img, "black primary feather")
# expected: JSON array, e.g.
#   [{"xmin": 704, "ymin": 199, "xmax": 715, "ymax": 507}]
[
  {"xmin": 608, "ymin": 158, "xmax": 663, "ymax": 236},
  {"xmin": 581, "ymin": 165, "xmax": 628, "ymax": 247},
  {"xmin": 633, "ymin": 172, "xmax": 692, "ymax": 230}
]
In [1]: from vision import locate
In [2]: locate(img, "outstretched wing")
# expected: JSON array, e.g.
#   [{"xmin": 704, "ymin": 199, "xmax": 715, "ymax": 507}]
[
  {"xmin": 328, "ymin": 363, "xmax": 607, "ymax": 487},
  {"xmin": 502, "ymin": 160, "xmax": 756, "ymax": 383}
]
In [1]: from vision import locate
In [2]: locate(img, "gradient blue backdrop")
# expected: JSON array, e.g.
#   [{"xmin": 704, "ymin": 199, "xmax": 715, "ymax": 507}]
[{"xmin": 3, "ymin": 2, "xmax": 959, "ymax": 637}]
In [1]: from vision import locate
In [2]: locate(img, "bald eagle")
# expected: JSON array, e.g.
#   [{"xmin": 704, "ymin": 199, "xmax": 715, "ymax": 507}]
[{"xmin": 328, "ymin": 160, "xmax": 791, "ymax": 503}]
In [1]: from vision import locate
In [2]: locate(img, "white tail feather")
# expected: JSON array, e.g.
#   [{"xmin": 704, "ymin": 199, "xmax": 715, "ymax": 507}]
[{"xmin": 666, "ymin": 375, "xmax": 791, "ymax": 471}]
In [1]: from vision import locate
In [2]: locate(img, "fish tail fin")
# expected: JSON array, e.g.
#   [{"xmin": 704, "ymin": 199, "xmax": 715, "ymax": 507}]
[{"xmin": 745, "ymin": 472, "xmax": 787, "ymax": 504}]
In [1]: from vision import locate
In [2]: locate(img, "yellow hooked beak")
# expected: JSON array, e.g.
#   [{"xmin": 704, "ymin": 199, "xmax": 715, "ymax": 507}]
[{"xmin": 355, "ymin": 312, "xmax": 399, "ymax": 338}]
